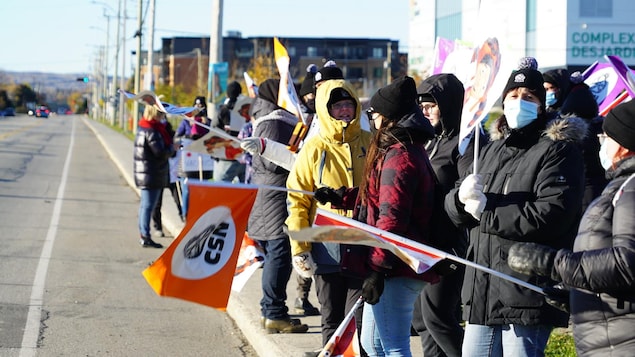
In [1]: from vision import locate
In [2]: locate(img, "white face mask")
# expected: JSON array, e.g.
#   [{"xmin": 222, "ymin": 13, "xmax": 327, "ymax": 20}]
[{"xmin": 504, "ymin": 98, "xmax": 539, "ymax": 129}]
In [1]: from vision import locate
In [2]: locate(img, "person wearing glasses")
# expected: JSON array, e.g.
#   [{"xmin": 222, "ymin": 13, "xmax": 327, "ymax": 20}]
[
  {"xmin": 286, "ymin": 78, "xmax": 372, "ymax": 357},
  {"xmin": 410, "ymin": 73, "xmax": 475, "ymax": 357},
  {"xmin": 507, "ymin": 98, "xmax": 635, "ymax": 356}
]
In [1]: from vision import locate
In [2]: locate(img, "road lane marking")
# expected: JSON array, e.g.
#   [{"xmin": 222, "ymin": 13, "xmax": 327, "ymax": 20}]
[
  {"xmin": 19, "ymin": 118, "xmax": 76, "ymax": 357},
  {"xmin": 0, "ymin": 121, "xmax": 44, "ymax": 141}
]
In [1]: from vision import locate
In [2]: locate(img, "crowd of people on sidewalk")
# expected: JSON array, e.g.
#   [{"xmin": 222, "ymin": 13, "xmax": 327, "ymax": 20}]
[{"xmin": 131, "ymin": 56, "xmax": 635, "ymax": 357}]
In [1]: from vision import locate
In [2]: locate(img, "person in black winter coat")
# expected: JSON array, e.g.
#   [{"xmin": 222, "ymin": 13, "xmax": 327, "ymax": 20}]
[
  {"xmin": 507, "ymin": 98, "xmax": 635, "ymax": 356},
  {"xmin": 558, "ymin": 72, "xmax": 608, "ymax": 211},
  {"xmin": 134, "ymin": 104, "xmax": 177, "ymax": 248},
  {"xmin": 444, "ymin": 58, "xmax": 587, "ymax": 356},
  {"xmin": 411, "ymin": 73, "xmax": 472, "ymax": 357},
  {"xmin": 247, "ymin": 78, "xmax": 309, "ymax": 334}
]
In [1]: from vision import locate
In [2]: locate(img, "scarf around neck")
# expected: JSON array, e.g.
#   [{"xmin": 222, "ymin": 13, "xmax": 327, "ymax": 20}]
[{"xmin": 139, "ymin": 118, "xmax": 172, "ymax": 146}]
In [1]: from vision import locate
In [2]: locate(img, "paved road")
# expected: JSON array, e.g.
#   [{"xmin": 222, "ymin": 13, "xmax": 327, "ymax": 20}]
[{"xmin": 0, "ymin": 114, "xmax": 255, "ymax": 357}]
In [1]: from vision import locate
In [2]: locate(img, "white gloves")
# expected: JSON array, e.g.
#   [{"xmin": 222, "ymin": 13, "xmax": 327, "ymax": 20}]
[
  {"xmin": 292, "ymin": 252, "xmax": 316, "ymax": 278},
  {"xmin": 458, "ymin": 174, "xmax": 486, "ymax": 220},
  {"xmin": 240, "ymin": 137, "xmax": 267, "ymax": 155}
]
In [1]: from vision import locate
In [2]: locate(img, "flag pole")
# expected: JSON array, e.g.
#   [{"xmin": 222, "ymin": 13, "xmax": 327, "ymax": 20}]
[{"xmin": 318, "ymin": 296, "xmax": 363, "ymax": 357}]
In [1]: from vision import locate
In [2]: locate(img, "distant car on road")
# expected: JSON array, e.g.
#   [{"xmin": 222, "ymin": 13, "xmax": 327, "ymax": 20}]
[
  {"xmin": 0, "ymin": 107, "xmax": 16, "ymax": 116},
  {"xmin": 36, "ymin": 106, "xmax": 50, "ymax": 118}
]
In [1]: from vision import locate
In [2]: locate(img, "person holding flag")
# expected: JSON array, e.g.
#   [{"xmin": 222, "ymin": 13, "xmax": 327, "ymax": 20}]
[
  {"xmin": 247, "ymin": 78, "xmax": 309, "ymax": 334},
  {"xmin": 320, "ymin": 76, "xmax": 440, "ymax": 355},
  {"xmin": 444, "ymin": 58, "xmax": 588, "ymax": 356},
  {"xmin": 134, "ymin": 104, "xmax": 178, "ymax": 248}
]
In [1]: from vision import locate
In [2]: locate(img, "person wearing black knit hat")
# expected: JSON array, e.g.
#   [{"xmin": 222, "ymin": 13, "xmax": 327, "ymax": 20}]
[
  {"xmin": 299, "ymin": 64, "xmax": 318, "ymax": 114},
  {"xmin": 445, "ymin": 57, "xmax": 588, "ymax": 356},
  {"xmin": 560, "ymin": 71, "xmax": 607, "ymax": 211},
  {"xmin": 506, "ymin": 98, "xmax": 635, "ymax": 357},
  {"xmin": 328, "ymin": 76, "xmax": 438, "ymax": 355},
  {"xmin": 602, "ymin": 99, "xmax": 635, "ymax": 154}
]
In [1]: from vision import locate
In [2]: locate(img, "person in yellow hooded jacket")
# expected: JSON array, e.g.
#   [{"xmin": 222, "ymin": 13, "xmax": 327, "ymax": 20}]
[{"xmin": 286, "ymin": 78, "xmax": 372, "ymax": 355}]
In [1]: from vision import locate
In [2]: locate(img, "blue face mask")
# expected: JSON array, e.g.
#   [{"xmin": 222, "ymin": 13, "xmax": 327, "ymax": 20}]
[
  {"xmin": 599, "ymin": 140, "xmax": 613, "ymax": 170},
  {"xmin": 504, "ymin": 99, "xmax": 539, "ymax": 129},
  {"xmin": 545, "ymin": 91, "xmax": 557, "ymax": 107}
]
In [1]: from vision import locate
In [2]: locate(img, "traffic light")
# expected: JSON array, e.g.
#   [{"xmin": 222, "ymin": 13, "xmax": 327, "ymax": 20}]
[{"xmin": 76, "ymin": 77, "xmax": 89, "ymax": 82}]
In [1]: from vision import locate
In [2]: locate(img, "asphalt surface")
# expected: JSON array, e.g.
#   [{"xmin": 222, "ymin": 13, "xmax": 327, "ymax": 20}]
[{"xmin": 85, "ymin": 117, "xmax": 423, "ymax": 357}]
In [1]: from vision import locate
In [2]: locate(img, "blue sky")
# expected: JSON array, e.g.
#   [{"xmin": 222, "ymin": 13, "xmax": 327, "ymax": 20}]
[{"xmin": 0, "ymin": 0, "xmax": 410, "ymax": 75}]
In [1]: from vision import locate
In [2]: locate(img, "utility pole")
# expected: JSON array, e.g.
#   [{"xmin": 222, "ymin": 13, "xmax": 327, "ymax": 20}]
[
  {"xmin": 145, "ymin": 0, "xmax": 156, "ymax": 91},
  {"xmin": 103, "ymin": 12, "xmax": 111, "ymax": 118},
  {"xmin": 119, "ymin": 0, "xmax": 127, "ymax": 131},
  {"xmin": 207, "ymin": 0, "xmax": 223, "ymax": 120},
  {"xmin": 112, "ymin": 0, "xmax": 121, "ymax": 126},
  {"xmin": 133, "ymin": 0, "xmax": 142, "ymax": 132}
]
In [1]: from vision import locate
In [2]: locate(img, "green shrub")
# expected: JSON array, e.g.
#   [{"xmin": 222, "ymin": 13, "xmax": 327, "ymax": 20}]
[{"xmin": 545, "ymin": 328, "xmax": 576, "ymax": 356}]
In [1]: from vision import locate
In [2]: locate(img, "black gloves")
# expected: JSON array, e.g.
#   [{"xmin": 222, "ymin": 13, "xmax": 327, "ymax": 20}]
[
  {"xmin": 507, "ymin": 242, "xmax": 560, "ymax": 281},
  {"xmin": 361, "ymin": 271, "xmax": 385, "ymax": 305},
  {"xmin": 432, "ymin": 259, "xmax": 459, "ymax": 276},
  {"xmin": 314, "ymin": 186, "xmax": 345, "ymax": 206},
  {"xmin": 543, "ymin": 283, "xmax": 570, "ymax": 313}
]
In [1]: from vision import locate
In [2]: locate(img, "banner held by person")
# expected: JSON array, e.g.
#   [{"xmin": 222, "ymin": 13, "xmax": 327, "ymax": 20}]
[
  {"xmin": 294, "ymin": 208, "xmax": 545, "ymax": 294},
  {"xmin": 142, "ymin": 181, "xmax": 258, "ymax": 310}
]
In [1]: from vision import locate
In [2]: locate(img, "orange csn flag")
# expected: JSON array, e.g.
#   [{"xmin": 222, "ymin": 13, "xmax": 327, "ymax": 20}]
[{"xmin": 142, "ymin": 181, "xmax": 257, "ymax": 310}]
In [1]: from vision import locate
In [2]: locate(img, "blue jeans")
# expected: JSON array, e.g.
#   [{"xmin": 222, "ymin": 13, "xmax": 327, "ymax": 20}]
[
  {"xmin": 258, "ymin": 237, "xmax": 292, "ymax": 320},
  {"xmin": 462, "ymin": 322, "xmax": 552, "ymax": 357},
  {"xmin": 361, "ymin": 277, "xmax": 425, "ymax": 356},
  {"xmin": 138, "ymin": 188, "xmax": 163, "ymax": 238},
  {"xmin": 213, "ymin": 159, "xmax": 246, "ymax": 183}
]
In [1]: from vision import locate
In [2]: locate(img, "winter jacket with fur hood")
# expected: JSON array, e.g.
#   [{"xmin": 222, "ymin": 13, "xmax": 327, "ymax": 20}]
[{"xmin": 444, "ymin": 114, "xmax": 588, "ymax": 327}]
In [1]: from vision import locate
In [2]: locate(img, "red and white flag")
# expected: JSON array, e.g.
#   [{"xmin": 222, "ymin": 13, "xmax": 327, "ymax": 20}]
[
  {"xmin": 297, "ymin": 208, "xmax": 546, "ymax": 294},
  {"xmin": 293, "ymin": 209, "xmax": 446, "ymax": 274},
  {"xmin": 142, "ymin": 182, "xmax": 257, "ymax": 310},
  {"xmin": 185, "ymin": 126, "xmax": 244, "ymax": 161}
]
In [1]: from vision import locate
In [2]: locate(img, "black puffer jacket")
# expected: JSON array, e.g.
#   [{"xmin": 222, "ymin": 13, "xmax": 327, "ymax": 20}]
[
  {"xmin": 445, "ymin": 114, "xmax": 587, "ymax": 327},
  {"xmin": 133, "ymin": 126, "xmax": 174, "ymax": 189},
  {"xmin": 553, "ymin": 156, "xmax": 635, "ymax": 356},
  {"xmin": 247, "ymin": 107, "xmax": 297, "ymax": 241}
]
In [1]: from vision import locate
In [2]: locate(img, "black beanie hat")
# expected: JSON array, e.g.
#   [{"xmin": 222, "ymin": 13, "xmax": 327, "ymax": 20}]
[
  {"xmin": 559, "ymin": 73, "xmax": 598, "ymax": 120},
  {"xmin": 299, "ymin": 64, "xmax": 318, "ymax": 97},
  {"xmin": 226, "ymin": 81, "xmax": 242, "ymax": 100},
  {"xmin": 315, "ymin": 61, "xmax": 344, "ymax": 85},
  {"xmin": 603, "ymin": 99, "xmax": 635, "ymax": 151},
  {"xmin": 502, "ymin": 57, "xmax": 546, "ymax": 109},
  {"xmin": 370, "ymin": 76, "xmax": 418, "ymax": 120},
  {"xmin": 193, "ymin": 96, "xmax": 206, "ymax": 108}
]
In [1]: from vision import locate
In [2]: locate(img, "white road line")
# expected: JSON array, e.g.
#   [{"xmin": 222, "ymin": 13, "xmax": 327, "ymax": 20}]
[{"xmin": 19, "ymin": 118, "xmax": 76, "ymax": 357}]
